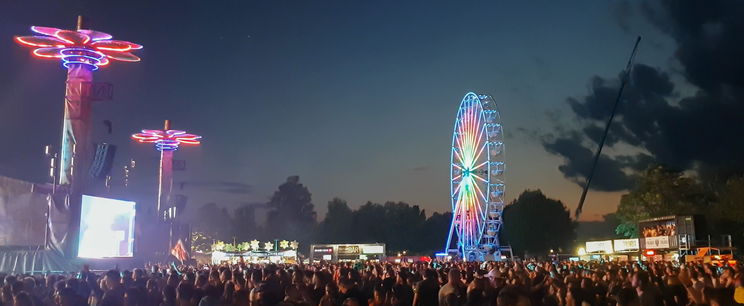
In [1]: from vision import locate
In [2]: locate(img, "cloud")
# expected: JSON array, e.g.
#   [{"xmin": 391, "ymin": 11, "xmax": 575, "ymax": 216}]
[
  {"xmin": 612, "ymin": 1, "xmax": 635, "ymax": 33},
  {"xmin": 542, "ymin": 132, "xmax": 635, "ymax": 191},
  {"xmin": 542, "ymin": 0, "xmax": 744, "ymax": 191}
]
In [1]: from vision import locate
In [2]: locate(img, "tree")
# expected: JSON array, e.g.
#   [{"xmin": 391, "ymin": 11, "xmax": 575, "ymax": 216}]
[
  {"xmin": 710, "ymin": 176, "xmax": 744, "ymax": 222},
  {"xmin": 232, "ymin": 203, "xmax": 261, "ymax": 241},
  {"xmin": 191, "ymin": 231, "xmax": 215, "ymax": 253},
  {"xmin": 708, "ymin": 176, "xmax": 744, "ymax": 248},
  {"xmin": 378, "ymin": 201, "xmax": 427, "ymax": 252},
  {"xmin": 420, "ymin": 211, "xmax": 453, "ymax": 253},
  {"xmin": 316, "ymin": 199, "xmax": 451, "ymax": 254},
  {"xmin": 191, "ymin": 203, "xmax": 233, "ymax": 241},
  {"xmin": 265, "ymin": 176, "xmax": 317, "ymax": 244},
  {"xmin": 318, "ymin": 198, "xmax": 354, "ymax": 243},
  {"xmin": 614, "ymin": 165, "xmax": 710, "ymax": 237},
  {"xmin": 501, "ymin": 190, "xmax": 575, "ymax": 257}
]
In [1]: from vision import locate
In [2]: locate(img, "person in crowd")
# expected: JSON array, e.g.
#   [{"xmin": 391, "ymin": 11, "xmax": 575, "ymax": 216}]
[
  {"xmin": 438, "ymin": 268, "xmax": 465, "ymax": 306},
  {"xmin": 318, "ymin": 283, "xmax": 338, "ymax": 306},
  {"xmin": 101, "ymin": 270, "xmax": 126, "ymax": 306},
  {"xmin": 413, "ymin": 268, "xmax": 439, "ymax": 306},
  {"xmin": 4, "ymin": 258, "xmax": 744, "ymax": 306}
]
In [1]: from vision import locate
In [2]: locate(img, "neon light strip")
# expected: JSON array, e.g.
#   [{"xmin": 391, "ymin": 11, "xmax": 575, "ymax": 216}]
[
  {"xmin": 15, "ymin": 36, "xmax": 65, "ymax": 48},
  {"xmin": 60, "ymin": 48, "xmax": 107, "ymax": 70}
]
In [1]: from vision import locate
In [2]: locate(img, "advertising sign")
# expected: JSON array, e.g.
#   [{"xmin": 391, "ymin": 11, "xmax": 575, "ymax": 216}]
[
  {"xmin": 337, "ymin": 245, "xmax": 361, "ymax": 255},
  {"xmin": 312, "ymin": 247, "xmax": 333, "ymax": 254},
  {"xmin": 613, "ymin": 238, "xmax": 640, "ymax": 252},
  {"xmin": 362, "ymin": 245, "xmax": 385, "ymax": 254},
  {"xmin": 645, "ymin": 236, "xmax": 670, "ymax": 249},
  {"xmin": 585, "ymin": 240, "xmax": 614, "ymax": 253}
]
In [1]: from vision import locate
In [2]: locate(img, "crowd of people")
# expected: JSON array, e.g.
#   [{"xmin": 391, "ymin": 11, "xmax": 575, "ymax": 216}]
[{"xmin": 1, "ymin": 259, "xmax": 743, "ymax": 306}]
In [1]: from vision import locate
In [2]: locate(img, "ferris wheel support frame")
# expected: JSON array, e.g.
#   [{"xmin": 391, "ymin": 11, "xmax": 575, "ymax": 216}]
[{"xmin": 444, "ymin": 92, "xmax": 506, "ymax": 261}]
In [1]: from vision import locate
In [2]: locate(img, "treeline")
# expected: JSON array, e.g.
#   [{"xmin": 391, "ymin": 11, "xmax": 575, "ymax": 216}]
[
  {"xmin": 190, "ymin": 176, "xmax": 453, "ymax": 254},
  {"xmin": 190, "ymin": 176, "xmax": 579, "ymax": 257},
  {"xmin": 316, "ymin": 198, "xmax": 452, "ymax": 253},
  {"xmin": 191, "ymin": 165, "xmax": 744, "ymax": 258}
]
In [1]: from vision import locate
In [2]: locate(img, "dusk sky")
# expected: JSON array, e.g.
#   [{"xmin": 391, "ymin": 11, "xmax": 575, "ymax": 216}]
[{"xmin": 2, "ymin": 1, "xmax": 734, "ymax": 222}]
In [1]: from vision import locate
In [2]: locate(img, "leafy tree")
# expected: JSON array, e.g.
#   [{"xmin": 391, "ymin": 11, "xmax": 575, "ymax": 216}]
[
  {"xmin": 708, "ymin": 176, "xmax": 744, "ymax": 248},
  {"xmin": 351, "ymin": 202, "xmax": 387, "ymax": 244},
  {"xmin": 420, "ymin": 211, "xmax": 453, "ymax": 253},
  {"xmin": 378, "ymin": 201, "xmax": 427, "ymax": 252},
  {"xmin": 501, "ymin": 190, "xmax": 575, "ymax": 257},
  {"xmin": 318, "ymin": 198, "xmax": 354, "ymax": 243},
  {"xmin": 191, "ymin": 231, "xmax": 215, "ymax": 253},
  {"xmin": 265, "ymin": 176, "xmax": 317, "ymax": 245},
  {"xmin": 232, "ymin": 204, "xmax": 262, "ymax": 241},
  {"xmin": 710, "ymin": 176, "xmax": 744, "ymax": 222},
  {"xmin": 614, "ymin": 165, "xmax": 710, "ymax": 237},
  {"xmin": 317, "ymin": 200, "xmax": 450, "ymax": 254},
  {"xmin": 192, "ymin": 203, "xmax": 233, "ymax": 241}
]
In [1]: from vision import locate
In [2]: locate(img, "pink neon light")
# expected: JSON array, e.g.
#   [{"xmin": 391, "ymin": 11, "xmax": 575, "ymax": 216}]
[
  {"xmin": 91, "ymin": 40, "xmax": 143, "ymax": 52},
  {"xmin": 104, "ymin": 51, "xmax": 140, "ymax": 62},
  {"xmin": 78, "ymin": 29, "xmax": 113, "ymax": 41},
  {"xmin": 15, "ymin": 36, "xmax": 66, "ymax": 48},
  {"xmin": 15, "ymin": 25, "xmax": 142, "ymax": 68},
  {"xmin": 132, "ymin": 129, "xmax": 202, "ymax": 151},
  {"xmin": 32, "ymin": 47, "xmax": 64, "ymax": 58},
  {"xmin": 54, "ymin": 30, "xmax": 90, "ymax": 45},
  {"xmin": 30, "ymin": 26, "xmax": 61, "ymax": 36}
]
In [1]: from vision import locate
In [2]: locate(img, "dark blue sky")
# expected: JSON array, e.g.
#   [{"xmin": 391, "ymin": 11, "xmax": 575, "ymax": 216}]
[{"xmin": 0, "ymin": 1, "xmax": 677, "ymax": 220}]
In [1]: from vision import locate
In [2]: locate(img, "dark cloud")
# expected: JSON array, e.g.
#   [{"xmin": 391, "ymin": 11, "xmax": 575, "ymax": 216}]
[
  {"xmin": 543, "ymin": 132, "xmax": 635, "ymax": 191},
  {"xmin": 543, "ymin": 0, "xmax": 744, "ymax": 191},
  {"xmin": 514, "ymin": 127, "xmax": 541, "ymax": 142},
  {"xmin": 178, "ymin": 181, "xmax": 252, "ymax": 194},
  {"xmin": 612, "ymin": 1, "xmax": 635, "ymax": 33}
]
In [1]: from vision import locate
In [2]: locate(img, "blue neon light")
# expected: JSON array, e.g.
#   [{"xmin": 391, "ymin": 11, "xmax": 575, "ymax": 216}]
[{"xmin": 60, "ymin": 48, "xmax": 106, "ymax": 70}]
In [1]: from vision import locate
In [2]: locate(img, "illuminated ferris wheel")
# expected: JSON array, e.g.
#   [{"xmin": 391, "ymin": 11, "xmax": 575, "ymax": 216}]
[{"xmin": 445, "ymin": 92, "xmax": 505, "ymax": 261}]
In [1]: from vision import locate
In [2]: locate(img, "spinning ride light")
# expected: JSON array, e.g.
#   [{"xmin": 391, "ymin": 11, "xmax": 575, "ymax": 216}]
[
  {"xmin": 14, "ymin": 18, "xmax": 142, "ymax": 187},
  {"xmin": 131, "ymin": 120, "xmax": 201, "ymax": 221},
  {"xmin": 132, "ymin": 129, "xmax": 202, "ymax": 151},
  {"xmin": 15, "ymin": 25, "xmax": 142, "ymax": 70}
]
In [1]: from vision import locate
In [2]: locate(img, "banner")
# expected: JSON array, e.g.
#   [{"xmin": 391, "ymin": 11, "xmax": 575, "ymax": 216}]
[
  {"xmin": 613, "ymin": 238, "xmax": 639, "ymax": 252},
  {"xmin": 585, "ymin": 240, "xmax": 614, "ymax": 253},
  {"xmin": 337, "ymin": 245, "xmax": 361, "ymax": 255},
  {"xmin": 645, "ymin": 236, "xmax": 670, "ymax": 249}
]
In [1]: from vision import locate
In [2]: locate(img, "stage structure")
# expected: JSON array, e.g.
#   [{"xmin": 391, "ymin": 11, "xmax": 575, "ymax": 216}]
[
  {"xmin": 132, "ymin": 120, "xmax": 201, "ymax": 221},
  {"xmin": 14, "ymin": 17, "xmax": 142, "ymax": 189},
  {"xmin": 444, "ymin": 92, "xmax": 506, "ymax": 261}
]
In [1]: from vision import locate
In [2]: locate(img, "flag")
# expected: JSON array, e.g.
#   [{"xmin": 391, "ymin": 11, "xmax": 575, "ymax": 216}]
[{"xmin": 171, "ymin": 239, "xmax": 189, "ymax": 263}]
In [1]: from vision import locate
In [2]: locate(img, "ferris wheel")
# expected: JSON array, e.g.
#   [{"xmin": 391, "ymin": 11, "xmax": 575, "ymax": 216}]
[{"xmin": 445, "ymin": 92, "xmax": 505, "ymax": 261}]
